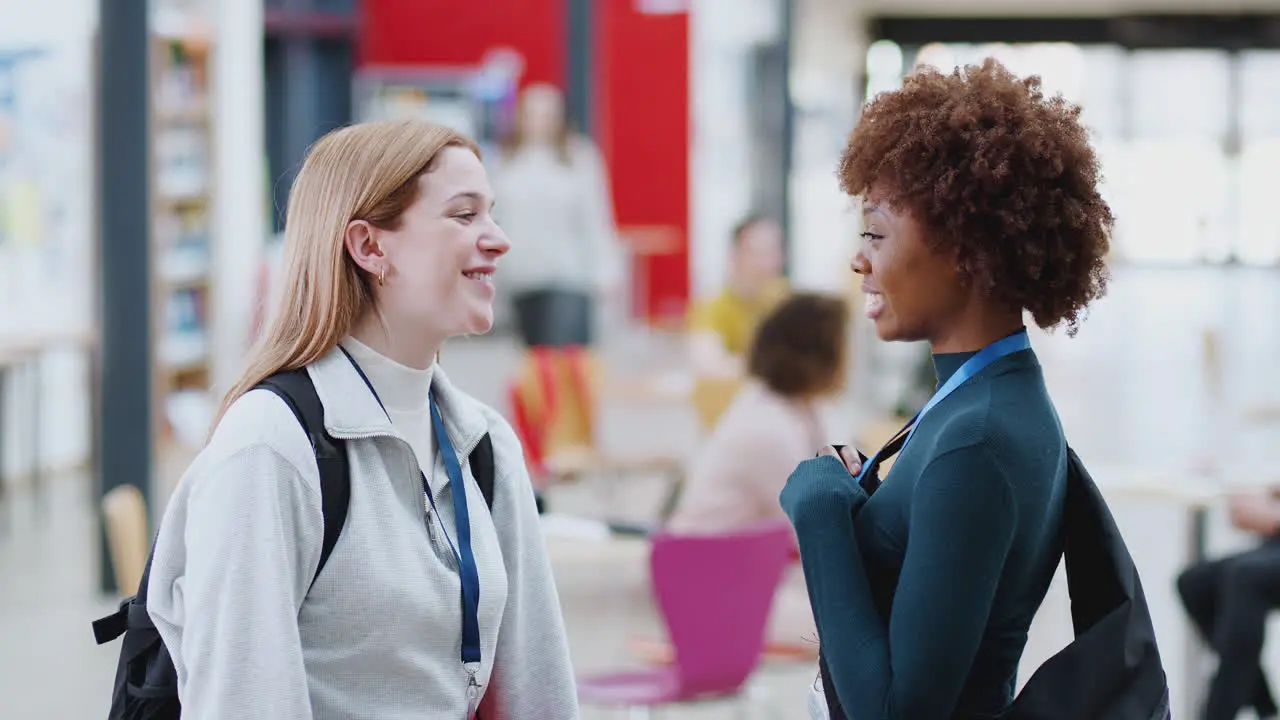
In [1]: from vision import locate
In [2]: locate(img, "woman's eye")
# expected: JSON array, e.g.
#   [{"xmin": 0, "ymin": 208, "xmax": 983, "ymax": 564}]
[
  {"xmin": 455, "ymin": 212, "xmax": 477, "ymax": 224},
  {"xmin": 860, "ymin": 232, "xmax": 883, "ymax": 241}
]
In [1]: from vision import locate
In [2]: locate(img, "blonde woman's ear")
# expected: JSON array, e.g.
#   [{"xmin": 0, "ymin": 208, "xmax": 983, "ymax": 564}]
[{"xmin": 344, "ymin": 219, "xmax": 384, "ymax": 277}]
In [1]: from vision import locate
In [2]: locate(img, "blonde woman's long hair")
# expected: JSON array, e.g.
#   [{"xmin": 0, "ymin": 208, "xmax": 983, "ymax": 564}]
[{"xmin": 211, "ymin": 120, "xmax": 480, "ymax": 432}]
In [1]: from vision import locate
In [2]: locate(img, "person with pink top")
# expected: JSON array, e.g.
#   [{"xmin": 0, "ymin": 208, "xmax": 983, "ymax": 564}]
[{"xmin": 668, "ymin": 292, "xmax": 849, "ymax": 650}]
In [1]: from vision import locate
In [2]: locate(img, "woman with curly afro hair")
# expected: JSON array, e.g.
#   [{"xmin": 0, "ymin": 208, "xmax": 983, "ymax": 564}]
[{"xmin": 779, "ymin": 58, "xmax": 1114, "ymax": 719}]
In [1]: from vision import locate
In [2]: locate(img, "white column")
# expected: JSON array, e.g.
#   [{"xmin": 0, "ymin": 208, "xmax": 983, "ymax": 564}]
[
  {"xmin": 210, "ymin": 0, "xmax": 266, "ymax": 394},
  {"xmin": 787, "ymin": 0, "xmax": 922, "ymax": 418},
  {"xmin": 688, "ymin": 0, "xmax": 782, "ymax": 301},
  {"xmin": 787, "ymin": 0, "xmax": 866, "ymax": 295}
]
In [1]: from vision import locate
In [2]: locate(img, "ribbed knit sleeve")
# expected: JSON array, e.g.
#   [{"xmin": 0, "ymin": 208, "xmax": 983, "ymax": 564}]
[
  {"xmin": 148, "ymin": 442, "xmax": 323, "ymax": 720},
  {"xmin": 781, "ymin": 444, "xmax": 1018, "ymax": 719}
]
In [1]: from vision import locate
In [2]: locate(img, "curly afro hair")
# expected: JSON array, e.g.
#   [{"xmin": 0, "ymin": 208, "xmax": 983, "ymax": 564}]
[{"xmin": 839, "ymin": 58, "xmax": 1112, "ymax": 336}]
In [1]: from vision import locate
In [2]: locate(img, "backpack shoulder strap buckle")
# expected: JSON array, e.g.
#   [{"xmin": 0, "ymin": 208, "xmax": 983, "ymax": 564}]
[{"xmin": 91, "ymin": 597, "xmax": 133, "ymax": 645}]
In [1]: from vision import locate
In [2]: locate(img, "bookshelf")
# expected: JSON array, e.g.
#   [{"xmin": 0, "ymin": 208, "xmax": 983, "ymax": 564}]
[{"xmin": 150, "ymin": 25, "xmax": 215, "ymax": 450}]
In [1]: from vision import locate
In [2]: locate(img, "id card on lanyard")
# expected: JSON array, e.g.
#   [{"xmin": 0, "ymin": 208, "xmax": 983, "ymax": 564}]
[
  {"xmin": 855, "ymin": 330, "xmax": 1031, "ymax": 487},
  {"xmin": 339, "ymin": 347, "xmax": 485, "ymax": 718}
]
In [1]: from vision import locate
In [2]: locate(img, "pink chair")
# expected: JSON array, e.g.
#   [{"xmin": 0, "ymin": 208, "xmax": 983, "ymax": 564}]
[{"xmin": 577, "ymin": 518, "xmax": 797, "ymax": 717}]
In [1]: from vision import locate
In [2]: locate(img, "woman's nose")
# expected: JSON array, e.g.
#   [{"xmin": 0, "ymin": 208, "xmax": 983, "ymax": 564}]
[
  {"xmin": 851, "ymin": 248, "xmax": 871, "ymax": 275},
  {"xmin": 481, "ymin": 227, "xmax": 511, "ymax": 257}
]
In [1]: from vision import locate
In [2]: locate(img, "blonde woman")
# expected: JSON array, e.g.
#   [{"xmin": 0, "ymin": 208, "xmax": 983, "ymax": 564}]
[{"xmin": 145, "ymin": 121, "xmax": 579, "ymax": 719}]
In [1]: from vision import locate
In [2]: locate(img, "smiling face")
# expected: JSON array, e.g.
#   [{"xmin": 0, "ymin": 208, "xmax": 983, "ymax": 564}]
[
  {"xmin": 854, "ymin": 193, "xmax": 968, "ymax": 343},
  {"xmin": 349, "ymin": 146, "xmax": 510, "ymax": 347}
]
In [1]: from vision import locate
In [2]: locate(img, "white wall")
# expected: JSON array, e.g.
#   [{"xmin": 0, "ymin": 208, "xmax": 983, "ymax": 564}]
[
  {"xmin": 0, "ymin": 2, "xmax": 97, "ymax": 40},
  {"xmin": 786, "ymin": 0, "xmax": 927, "ymax": 413},
  {"xmin": 0, "ymin": 0, "xmax": 267, "ymax": 481},
  {"xmin": 688, "ymin": 0, "xmax": 784, "ymax": 300},
  {"xmin": 0, "ymin": 0, "xmax": 98, "ymax": 479},
  {"xmin": 690, "ymin": 0, "xmax": 1269, "ymax": 296},
  {"xmin": 688, "ymin": 0, "xmax": 869, "ymax": 299},
  {"xmin": 787, "ymin": 0, "xmax": 866, "ymax": 294}
]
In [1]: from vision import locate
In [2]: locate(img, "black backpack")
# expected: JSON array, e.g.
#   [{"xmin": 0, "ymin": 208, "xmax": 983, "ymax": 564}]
[
  {"xmin": 818, "ymin": 440, "xmax": 1171, "ymax": 720},
  {"xmin": 91, "ymin": 367, "xmax": 498, "ymax": 720}
]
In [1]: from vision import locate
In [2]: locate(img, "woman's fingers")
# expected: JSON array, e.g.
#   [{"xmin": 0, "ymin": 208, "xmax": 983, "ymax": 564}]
[
  {"xmin": 819, "ymin": 445, "xmax": 862, "ymax": 476},
  {"xmin": 838, "ymin": 446, "xmax": 862, "ymax": 476}
]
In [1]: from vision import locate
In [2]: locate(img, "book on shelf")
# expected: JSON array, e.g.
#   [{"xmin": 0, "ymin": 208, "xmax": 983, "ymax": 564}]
[{"xmin": 161, "ymin": 286, "xmax": 208, "ymax": 370}]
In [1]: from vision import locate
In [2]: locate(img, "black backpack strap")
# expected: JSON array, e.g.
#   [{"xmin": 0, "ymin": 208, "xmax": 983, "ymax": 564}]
[
  {"xmin": 467, "ymin": 435, "xmax": 496, "ymax": 720},
  {"xmin": 470, "ymin": 433, "xmax": 496, "ymax": 510},
  {"xmin": 830, "ymin": 423, "xmax": 909, "ymax": 497},
  {"xmin": 92, "ymin": 595, "xmax": 135, "ymax": 645},
  {"xmin": 92, "ymin": 369, "xmax": 348, "ymax": 648},
  {"xmin": 255, "ymin": 368, "xmax": 350, "ymax": 590}
]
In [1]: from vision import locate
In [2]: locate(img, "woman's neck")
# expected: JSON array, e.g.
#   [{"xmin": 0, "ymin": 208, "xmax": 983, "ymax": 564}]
[
  {"xmin": 928, "ymin": 307, "xmax": 1025, "ymax": 355},
  {"xmin": 342, "ymin": 335, "xmax": 434, "ymax": 412},
  {"xmin": 349, "ymin": 312, "xmax": 442, "ymax": 371}
]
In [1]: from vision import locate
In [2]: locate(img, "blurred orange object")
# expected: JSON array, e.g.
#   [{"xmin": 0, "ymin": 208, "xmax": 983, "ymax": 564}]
[
  {"xmin": 508, "ymin": 346, "xmax": 683, "ymax": 488},
  {"xmin": 628, "ymin": 634, "xmax": 817, "ymax": 665},
  {"xmin": 509, "ymin": 346, "xmax": 597, "ymax": 478}
]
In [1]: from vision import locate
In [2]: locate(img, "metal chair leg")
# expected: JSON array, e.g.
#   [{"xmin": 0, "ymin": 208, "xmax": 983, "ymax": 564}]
[
  {"xmin": 0, "ymin": 365, "xmax": 8, "ymax": 537},
  {"xmin": 27, "ymin": 355, "xmax": 44, "ymax": 518},
  {"xmin": 657, "ymin": 469, "xmax": 684, "ymax": 522}
]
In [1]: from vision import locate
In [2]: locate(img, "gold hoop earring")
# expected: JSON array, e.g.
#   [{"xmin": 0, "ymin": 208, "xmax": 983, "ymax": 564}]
[{"xmin": 378, "ymin": 268, "xmax": 386, "ymax": 287}]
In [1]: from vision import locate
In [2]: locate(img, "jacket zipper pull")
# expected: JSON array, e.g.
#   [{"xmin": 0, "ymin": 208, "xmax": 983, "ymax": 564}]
[{"xmin": 465, "ymin": 664, "xmax": 481, "ymax": 719}]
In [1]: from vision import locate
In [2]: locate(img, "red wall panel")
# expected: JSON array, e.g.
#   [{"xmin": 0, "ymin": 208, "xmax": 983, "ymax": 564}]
[
  {"xmin": 597, "ymin": 1, "xmax": 690, "ymax": 322},
  {"xmin": 358, "ymin": 0, "xmax": 690, "ymax": 321},
  {"xmin": 357, "ymin": 0, "xmax": 564, "ymax": 87}
]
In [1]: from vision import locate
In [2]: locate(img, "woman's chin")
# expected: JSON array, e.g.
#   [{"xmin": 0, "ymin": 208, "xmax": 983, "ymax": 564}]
[
  {"xmin": 873, "ymin": 319, "xmax": 909, "ymax": 343},
  {"xmin": 464, "ymin": 310, "xmax": 494, "ymax": 336}
]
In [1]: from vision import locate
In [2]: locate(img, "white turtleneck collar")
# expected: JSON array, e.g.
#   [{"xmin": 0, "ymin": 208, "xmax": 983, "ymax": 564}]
[{"xmin": 341, "ymin": 335, "xmax": 435, "ymax": 414}]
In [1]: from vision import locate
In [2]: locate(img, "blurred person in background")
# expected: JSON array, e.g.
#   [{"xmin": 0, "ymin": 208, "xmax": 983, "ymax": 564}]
[
  {"xmin": 668, "ymin": 292, "xmax": 848, "ymax": 652},
  {"xmin": 491, "ymin": 82, "xmax": 622, "ymax": 348},
  {"xmin": 686, "ymin": 213, "xmax": 789, "ymax": 378},
  {"xmin": 1177, "ymin": 487, "xmax": 1280, "ymax": 720},
  {"xmin": 781, "ymin": 59, "xmax": 1113, "ymax": 718},
  {"xmin": 147, "ymin": 120, "xmax": 579, "ymax": 719}
]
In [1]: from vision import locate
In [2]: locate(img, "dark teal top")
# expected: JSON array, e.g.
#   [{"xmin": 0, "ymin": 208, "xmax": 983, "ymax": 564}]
[{"xmin": 780, "ymin": 341, "xmax": 1067, "ymax": 719}]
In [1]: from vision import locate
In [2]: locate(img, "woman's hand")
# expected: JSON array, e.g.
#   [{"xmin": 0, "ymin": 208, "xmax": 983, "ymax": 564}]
[
  {"xmin": 818, "ymin": 445, "xmax": 862, "ymax": 477},
  {"xmin": 1228, "ymin": 490, "xmax": 1280, "ymax": 537},
  {"xmin": 780, "ymin": 448, "xmax": 868, "ymax": 532}
]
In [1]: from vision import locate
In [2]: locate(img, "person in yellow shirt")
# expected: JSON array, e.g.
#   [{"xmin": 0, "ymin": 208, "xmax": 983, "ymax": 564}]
[{"xmin": 687, "ymin": 214, "xmax": 789, "ymax": 378}]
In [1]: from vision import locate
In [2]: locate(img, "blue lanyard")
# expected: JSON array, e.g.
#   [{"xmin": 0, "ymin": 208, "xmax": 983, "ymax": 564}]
[
  {"xmin": 428, "ymin": 399, "xmax": 483, "ymax": 667},
  {"xmin": 856, "ymin": 330, "xmax": 1032, "ymax": 485},
  {"xmin": 338, "ymin": 346, "xmax": 483, "ymax": 668}
]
